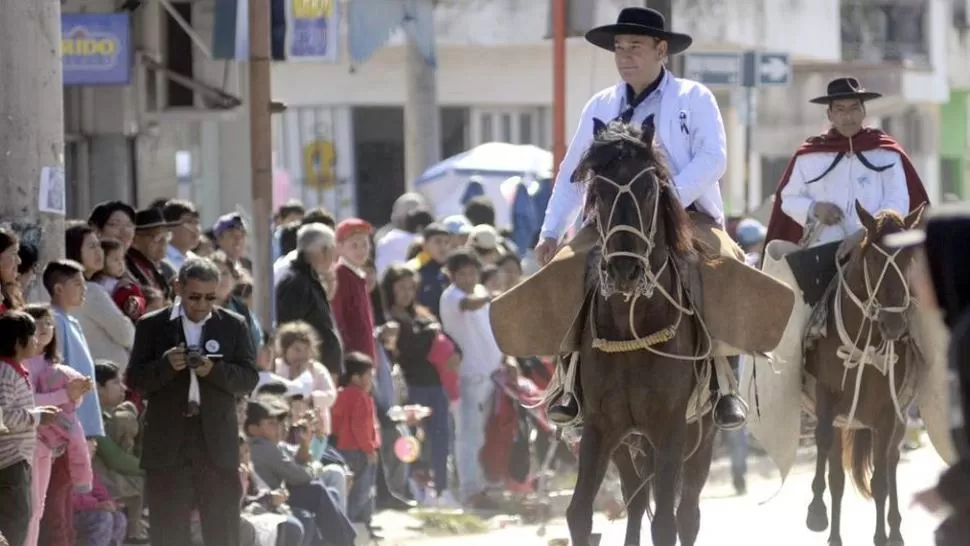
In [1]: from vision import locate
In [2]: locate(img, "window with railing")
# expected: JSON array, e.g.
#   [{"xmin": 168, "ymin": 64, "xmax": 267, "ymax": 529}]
[{"xmin": 841, "ymin": 0, "xmax": 930, "ymax": 66}]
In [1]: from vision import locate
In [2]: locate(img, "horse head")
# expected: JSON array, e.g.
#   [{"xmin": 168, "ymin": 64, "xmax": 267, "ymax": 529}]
[
  {"xmin": 574, "ymin": 118, "xmax": 694, "ymax": 296},
  {"xmin": 851, "ymin": 200, "xmax": 926, "ymax": 341}
]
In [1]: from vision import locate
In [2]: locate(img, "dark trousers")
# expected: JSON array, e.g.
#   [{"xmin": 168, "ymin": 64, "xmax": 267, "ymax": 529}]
[
  {"xmin": 340, "ymin": 451, "xmax": 376, "ymax": 524},
  {"xmin": 40, "ymin": 454, "xmax": 75, "ymax": 546},
  {"xmin": 288, "ymin": 481, "xmax": 356, "ymax": 546},
  {"xmin": 0, "ymin": 460, "xmax": 31, "ymax": 546},
  {"xmin": 408, "ymin": 385, "xmax": 450, "ymax": 492},
  {"xmin": 144, "ymin": 418, "xmax": 241, "ymax": 546}
]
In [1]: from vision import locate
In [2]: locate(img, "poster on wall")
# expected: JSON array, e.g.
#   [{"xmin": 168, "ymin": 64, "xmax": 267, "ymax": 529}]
[{"xmin": 285, "ymin": 0, "xmax": 340, "ymax": 62}]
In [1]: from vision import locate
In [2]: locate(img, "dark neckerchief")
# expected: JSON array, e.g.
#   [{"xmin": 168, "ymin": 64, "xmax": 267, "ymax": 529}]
[
  {"xmin": 805, "ymin": 131, "xmax": 895, "ymax": 184},
  {"xmin": 618, "ymin": 68, "xmax": 666, "ymax": 125}
]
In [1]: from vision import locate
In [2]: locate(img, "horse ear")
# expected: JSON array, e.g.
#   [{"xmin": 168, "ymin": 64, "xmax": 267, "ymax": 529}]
[
  {"xmin": 592, "ymin": 117, "xmax": 606, "ymax": 137},
  {"xmin": 904, "ymin": 202, "xmax": 927, "ymax": 229},
  {"xmin": 854, "ymin": 200, "xmax": 875, "ymax": 230}
]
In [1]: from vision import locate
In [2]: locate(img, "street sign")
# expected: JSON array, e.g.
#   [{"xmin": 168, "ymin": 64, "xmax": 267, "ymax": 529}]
[
  {"xmin": 757, "ymin": 52, "xmax": 792, "ymax": 86},
  {"xmin": 740, "ymin": 51, "xmax": 793, "ymax": 87},
  {"xmin": 683, "ymin": 52, "xmax": 743, "ymax": 87}
]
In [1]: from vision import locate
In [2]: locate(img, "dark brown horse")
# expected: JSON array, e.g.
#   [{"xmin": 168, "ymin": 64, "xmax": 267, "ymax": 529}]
[
  {"xmin": 565, "ymin": 118, "xmax": 716, "ymax": 546},
  {"xmin": 804, "ymin": 201, "xmax": 926, "ymax": 546}
]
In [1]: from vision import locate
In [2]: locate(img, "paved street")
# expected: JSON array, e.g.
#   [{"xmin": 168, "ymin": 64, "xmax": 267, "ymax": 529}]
[{"xmin": 375, "ymin": 441, "xmax": 949, "ymax": 546}]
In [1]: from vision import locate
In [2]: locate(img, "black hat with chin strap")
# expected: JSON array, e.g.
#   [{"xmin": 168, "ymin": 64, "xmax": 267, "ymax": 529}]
[
  {"xmin": 585, "ymin": 7, "xmax": 693, "ymax": 55},
  {"xmin": 810, "ymin": 77, "xmax": 883, "ymax": 105}
]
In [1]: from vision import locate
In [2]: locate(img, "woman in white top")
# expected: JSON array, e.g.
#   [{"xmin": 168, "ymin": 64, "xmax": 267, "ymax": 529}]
[{"xmin": 65, "ymin": 221, "xmax": 135, "ymax": 371}]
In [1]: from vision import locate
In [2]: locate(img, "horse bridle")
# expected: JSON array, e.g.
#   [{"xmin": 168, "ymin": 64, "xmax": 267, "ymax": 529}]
[
  {"xmin": 834, "ymin": 235, "xmax": 912, "ymax": 427},
  {"xmin": 589, "ymin": 165, "xmax": 713, "ymax": 363},
  {"xmin": 839, "ymin": 242, "xmax": 911, "ymax": 321},
  {"xmin": 593, "ymin": 165, "xmax": 665, "ymax": 299}
]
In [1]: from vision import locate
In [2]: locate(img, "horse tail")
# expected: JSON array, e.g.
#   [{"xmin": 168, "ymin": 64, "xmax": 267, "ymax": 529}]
[{"xmin": 841, "ymin": 428, "xmax": 874, "ymax": 499}]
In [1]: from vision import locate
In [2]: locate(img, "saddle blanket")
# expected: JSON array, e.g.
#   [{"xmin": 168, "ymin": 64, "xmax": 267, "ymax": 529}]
[{"xmin": 490, "ymin": 217, "xmax": 795, "ymax": 358}]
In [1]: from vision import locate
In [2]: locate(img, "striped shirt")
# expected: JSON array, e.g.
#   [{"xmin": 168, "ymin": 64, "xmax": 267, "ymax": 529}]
[{"xmin": 0, "ymin": 360, "xmax": 39, "ymax": 470}]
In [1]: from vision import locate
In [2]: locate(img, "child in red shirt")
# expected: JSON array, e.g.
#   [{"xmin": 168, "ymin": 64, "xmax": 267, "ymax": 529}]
[
  {"xmin": 330, "ymin": 352, "xmax": 380, "ymax": 526},
  {"xmin": 332, "ymin": 219, "xmax": 377, "ymax": 363}
]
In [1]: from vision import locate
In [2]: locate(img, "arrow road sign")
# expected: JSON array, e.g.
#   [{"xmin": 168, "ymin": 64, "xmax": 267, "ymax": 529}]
[
  {"xmin": 758, "ymin": 52, "xmax": 792, "ymax": 86},
  {"xmin": 683, "ymin": 52, "xmax": 743, "ymax": 87},
  {"xmin": 741, "ymin": 51, "xmax": 792, "ymax": 87}
]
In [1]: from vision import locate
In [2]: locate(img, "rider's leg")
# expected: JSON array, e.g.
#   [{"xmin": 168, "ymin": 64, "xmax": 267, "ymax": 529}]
[
  {"xmin": 549, "ymin": 353, "xmax": 581, "ymax": 424},
  {"xmin": 548, "ymin": 242, "xmax": 600, "ymax": 424},
  {"xmin": 711, "ymin": 355, "xmax": 748, "ymax": 431}
]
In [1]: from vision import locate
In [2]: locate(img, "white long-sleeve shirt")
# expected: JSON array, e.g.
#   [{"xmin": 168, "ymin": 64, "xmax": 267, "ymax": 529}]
[
  {"xmin": 780, "ymin": 148, "xmax": 910, "ymax": 247},
  {"xmin": 540, "ymin": 76, "xmax": 728, "ymax": 241}
]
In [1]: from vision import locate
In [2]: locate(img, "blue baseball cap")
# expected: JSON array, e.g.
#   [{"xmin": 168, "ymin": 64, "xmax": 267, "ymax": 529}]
[
  {"xmin": 442, "ymin": 215, "xmax": 472, "ymax": 235},
  {"xmin": 735, "ymin": 218, "xmax": 767, "ymax": 246}
]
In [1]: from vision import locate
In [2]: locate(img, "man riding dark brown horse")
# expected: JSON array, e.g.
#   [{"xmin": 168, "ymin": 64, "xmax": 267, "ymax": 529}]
[{"xmin": 528, "ymin": 7, "xmax": 749, "ymax": 430}]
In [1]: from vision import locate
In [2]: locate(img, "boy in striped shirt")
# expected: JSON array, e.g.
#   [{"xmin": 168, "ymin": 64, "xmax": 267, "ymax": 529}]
[{"xmin": 0, "ymin": 311, "xmax": 61, "ymax": 546}]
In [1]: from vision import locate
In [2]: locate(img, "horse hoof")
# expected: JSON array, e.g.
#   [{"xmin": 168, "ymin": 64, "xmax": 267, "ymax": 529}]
[
  {"xmin": 589, "ymin": 533, "xmax": 602, "ymax": 546},
  {"xmin": 828, "ymin": 539, "xmax": 842, "ymax": 546},
  {"xmin": 806, "ymin": 508, "xmax": 829, "ymax": 532},
  {"xmin": 886, "ymin": 539, "xmax": 904, "ymax": 546}
]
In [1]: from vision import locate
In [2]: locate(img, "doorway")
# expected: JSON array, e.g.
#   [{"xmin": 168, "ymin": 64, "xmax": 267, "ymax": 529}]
[{"xmin": 352, "ymin": 107, "xmax": 405, "ymax": 225}]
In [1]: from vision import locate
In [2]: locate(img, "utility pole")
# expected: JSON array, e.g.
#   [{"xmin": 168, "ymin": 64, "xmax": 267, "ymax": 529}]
[
  {"xmin": 403, "ymin": 25, "xmax": 440, "ymax": 187},
  {"xmin": 552, "ymin": 0, "xmax": 566, "ymax": 179},
  {"xmin": 248, "ymin": 0, "xmax": 273, "ymax": 327},
  {"xmin": 0, "ymin": 0, "xmax": 66, "ymax": 293}
]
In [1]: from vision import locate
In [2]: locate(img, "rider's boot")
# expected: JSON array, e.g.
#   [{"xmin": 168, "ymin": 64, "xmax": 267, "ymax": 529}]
[
  {"xmin": 548, "ymin": 392, "xmax": 580, "ymax": 424},
  {"xmin": 712, "ymin": 356, "xmax": 748, "ymax": 432}
]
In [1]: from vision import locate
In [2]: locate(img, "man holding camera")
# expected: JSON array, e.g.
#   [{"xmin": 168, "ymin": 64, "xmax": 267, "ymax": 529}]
[{"xmin": 128, "ymin": 257, "xmax": 259, "ymax": 546}]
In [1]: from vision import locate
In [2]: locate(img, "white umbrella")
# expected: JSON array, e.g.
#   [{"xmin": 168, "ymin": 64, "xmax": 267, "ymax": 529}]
[{"xmin": 413, "ymin": 142, "xmax": 553, "ymax": 227}]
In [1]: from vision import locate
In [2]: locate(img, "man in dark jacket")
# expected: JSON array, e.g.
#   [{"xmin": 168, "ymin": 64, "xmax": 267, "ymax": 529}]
[
  {"xmin": 275, "ymin": 222, "xmax": 344, "ymax": 375},
  {"xmin": 126, "ymin": 257, "xmax": 259, "ymax": 546}
]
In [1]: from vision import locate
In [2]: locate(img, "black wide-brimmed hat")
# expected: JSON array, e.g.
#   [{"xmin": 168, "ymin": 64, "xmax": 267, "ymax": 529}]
[
  {"xmin": 585, "ymin": 7, "xmax": 693, "ymax": 55},
  {"xmin": 809, "ymin": 77, "xmax": 882, "ymax": 105},
  {"xmin": 134, "ymin": 208, "xmax": 177, "ymax": 231}
]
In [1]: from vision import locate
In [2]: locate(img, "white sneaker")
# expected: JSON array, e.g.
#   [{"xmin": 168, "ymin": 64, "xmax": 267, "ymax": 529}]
[
  {"xmin": 435, "ymin": 490, "xmax": 460, "ymax": 509},
  {"xmin": 408, "ymin": 478, "xmax": 427, "ymax": 504}
]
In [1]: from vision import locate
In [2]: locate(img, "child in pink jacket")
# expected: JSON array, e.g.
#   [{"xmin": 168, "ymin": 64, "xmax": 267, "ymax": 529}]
[{"xmin": 24, "ymin": 304, "xmax": 93, "ymax": 546}]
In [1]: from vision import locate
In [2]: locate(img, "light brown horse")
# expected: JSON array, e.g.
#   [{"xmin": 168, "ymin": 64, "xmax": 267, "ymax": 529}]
[
  {"xmin": 565, "ymin": 119, "xmax": 716, "ymax": 546},
  {"xmin": 804, "ymin": 201, "xmax": 926, "ymax": 546}
]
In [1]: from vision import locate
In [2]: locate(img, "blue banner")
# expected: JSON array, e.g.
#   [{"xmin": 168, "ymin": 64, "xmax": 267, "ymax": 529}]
[
  {"xmin": 286, "ymin": 0, "xmax": 339, "ymax": 62},
  {"xmin": 62, "ymin": 13, "xmax": 131, "ymax": 86}
]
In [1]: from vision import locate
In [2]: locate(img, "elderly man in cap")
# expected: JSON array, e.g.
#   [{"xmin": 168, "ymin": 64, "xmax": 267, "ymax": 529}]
[
  {"xmin": 765, "ymin": 77, "xmax": 929, "ymax": 249},
  {"xmin": 126, "ymin": 208, "xmax": 177, "ymax": 300},
  {"xmin": 531, "ymin": 6, "xmax": 749, "ymax": 428}
]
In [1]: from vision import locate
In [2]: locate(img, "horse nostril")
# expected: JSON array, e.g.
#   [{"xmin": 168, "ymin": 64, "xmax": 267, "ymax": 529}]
[{"xmin": 608, "ymin": 258, "xmax": 641, "ymax": 285}]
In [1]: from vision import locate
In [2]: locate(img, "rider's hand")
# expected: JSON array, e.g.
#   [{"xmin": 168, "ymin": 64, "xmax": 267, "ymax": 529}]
[
  {"xmin": 534, "ymin": 237, "xmax": 560, "ymax": 267},
  {"xmin": 812, "ymin": 202, "xmax": 844, "ymax": 226}
]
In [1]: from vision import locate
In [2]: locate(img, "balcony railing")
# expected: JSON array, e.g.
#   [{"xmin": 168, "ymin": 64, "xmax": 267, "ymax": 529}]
[{"xmin": 841, "ymin": 0, "xmax": 930, "ymax": 66}]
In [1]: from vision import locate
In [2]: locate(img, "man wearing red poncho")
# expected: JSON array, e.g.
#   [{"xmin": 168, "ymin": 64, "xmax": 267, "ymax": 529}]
[{"xmin": 764, "ymin": 77, "xmax": 929, "ymax": 248}]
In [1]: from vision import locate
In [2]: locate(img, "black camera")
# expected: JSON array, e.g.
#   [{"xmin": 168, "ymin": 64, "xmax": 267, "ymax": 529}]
[{"xmin": 186, "ymin": 347, "xmax": 206, "ymax": 369}]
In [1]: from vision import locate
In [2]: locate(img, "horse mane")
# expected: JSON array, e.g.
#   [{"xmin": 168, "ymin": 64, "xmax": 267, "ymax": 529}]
[{"xmin": 572, "ymin": 120, "xmax": 696, "ymax": 258}]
